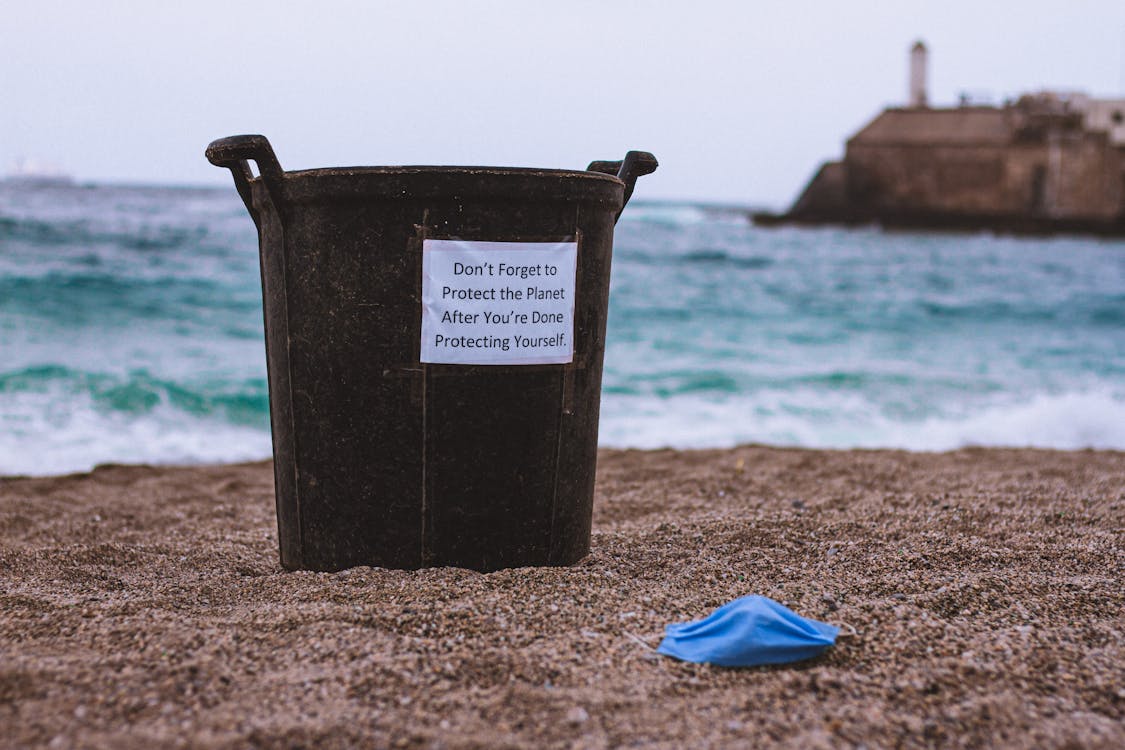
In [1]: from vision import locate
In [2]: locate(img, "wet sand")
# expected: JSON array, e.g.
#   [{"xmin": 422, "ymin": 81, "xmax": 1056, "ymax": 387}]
[{"xmin": 2, "ymin": 446, "xmax": 1123, "ymax": 748}]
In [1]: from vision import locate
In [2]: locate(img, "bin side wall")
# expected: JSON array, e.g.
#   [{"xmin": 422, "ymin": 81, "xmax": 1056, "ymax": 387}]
[
  {"xmin": 549, "ymin": 204, "xmax": 617, "ymax": 565},
  {"xmin": 265, "ymin": 193, "xmax": 618, "ymax": 572},
  {"xmin": 422, "ymin": 200, "xmax": 600, "ymax": 571},
  {"xmin": 252, "ymin": 185, "xmax": 303, "ymax": 569},
  {"xmin": 279, "ymin": 201, "xmax": 428, "ymax": 571}
]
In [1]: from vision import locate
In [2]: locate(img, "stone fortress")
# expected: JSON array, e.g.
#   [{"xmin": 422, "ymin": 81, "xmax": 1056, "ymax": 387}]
[{"xmin": 756, "ymin": 41, "xmax": 1125, "ymax": 235}]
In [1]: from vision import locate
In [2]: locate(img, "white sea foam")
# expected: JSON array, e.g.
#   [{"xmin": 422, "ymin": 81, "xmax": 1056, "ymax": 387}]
[
  {"xmin": 598, "ymin": 389, "xmax": 1125, "ymax": 452},
  {"xmin": 3, "ymin": 388, "xmax": 1123, "ymax": 476},
  {"xmin": 0, "ymin": 388, "xmax": 271, "ymax": 476}
]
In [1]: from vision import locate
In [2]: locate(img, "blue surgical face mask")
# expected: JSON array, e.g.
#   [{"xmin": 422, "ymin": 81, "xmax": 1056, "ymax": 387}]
[{"xmin": 656, "ymin": 595, "xmax": 839, "ymax": 667}]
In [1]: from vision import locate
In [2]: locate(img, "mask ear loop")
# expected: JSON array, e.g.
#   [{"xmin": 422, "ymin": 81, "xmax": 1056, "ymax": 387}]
[
  {"xmin": 623, "ymin": 631, "xmax": 658, "ymax": 651},
  {"xmin": 624, "ymin": 623, "xmax": 857, "ymax": 652}
]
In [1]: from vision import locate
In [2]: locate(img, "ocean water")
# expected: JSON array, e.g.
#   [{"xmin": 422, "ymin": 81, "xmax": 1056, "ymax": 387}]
[{"xmin": 1, "ymin": 183, "xmax": 1123, "ymax": 475}]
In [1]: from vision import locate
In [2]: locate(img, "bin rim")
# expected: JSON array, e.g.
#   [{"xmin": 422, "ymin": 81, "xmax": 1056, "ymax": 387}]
[
  {"xmin": 207, "ymin": 135, "xmax": 655, "ymax": 219},
  {"xmin": 284, "ymin": 165, "xmax": 623, "ymax": 181},
  {"xmin": 272, "ymin": 165, "xmax": 626, "ymax": 206}
]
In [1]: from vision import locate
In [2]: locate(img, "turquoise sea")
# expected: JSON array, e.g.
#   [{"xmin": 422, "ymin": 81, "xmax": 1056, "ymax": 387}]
[{"xmin": 2, "ymin": 183, "xmax": 1123, "ymax": 475}]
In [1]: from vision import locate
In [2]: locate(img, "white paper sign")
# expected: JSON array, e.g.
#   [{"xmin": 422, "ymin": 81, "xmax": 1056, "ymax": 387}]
[{"xmin": 420, "ymin": 239, "xmax": 578, "ymax": 365}]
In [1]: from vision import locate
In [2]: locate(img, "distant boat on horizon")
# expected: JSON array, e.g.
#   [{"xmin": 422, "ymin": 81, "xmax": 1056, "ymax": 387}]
[{"xmin": 3, "ymin": 157, "xmax": 75, "ymax": 187}]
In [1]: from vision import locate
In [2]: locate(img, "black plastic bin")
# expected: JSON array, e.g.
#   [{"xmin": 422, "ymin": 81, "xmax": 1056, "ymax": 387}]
[{"xmin": 206, "ymin": 134, "xmax": 656, "ymax": 572}]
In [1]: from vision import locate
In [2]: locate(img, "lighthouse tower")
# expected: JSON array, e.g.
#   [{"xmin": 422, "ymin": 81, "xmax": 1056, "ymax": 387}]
[{"xmin": 909, "ymin": 40, "xmax": 928, "ymax": 108}]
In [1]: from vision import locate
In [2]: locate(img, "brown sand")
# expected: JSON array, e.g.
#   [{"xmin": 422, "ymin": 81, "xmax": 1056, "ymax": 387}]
[{"xmin": 2, "ymin": 446, "xmax": 1123, "ymax": 749}]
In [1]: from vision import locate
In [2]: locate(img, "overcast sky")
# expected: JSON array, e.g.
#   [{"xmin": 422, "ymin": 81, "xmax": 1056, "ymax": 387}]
[{"xmin": 3, "ymin": 1, "xmax": 1124, "ymax": 206}]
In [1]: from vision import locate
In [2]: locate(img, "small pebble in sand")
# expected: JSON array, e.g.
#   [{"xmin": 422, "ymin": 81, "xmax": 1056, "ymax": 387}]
[{"xmin": 566, "ymin": 707, "xmax": 590, "ymax": 725}]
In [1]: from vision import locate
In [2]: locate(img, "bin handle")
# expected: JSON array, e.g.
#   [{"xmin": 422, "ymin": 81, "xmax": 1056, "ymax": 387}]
[
  {"xmin": 205, "ymin": 134, "xmax": 285, "ymax": 227},
  {"xmin": 587, "ymin": 151, "xmax": 658, "ymax": 222}
]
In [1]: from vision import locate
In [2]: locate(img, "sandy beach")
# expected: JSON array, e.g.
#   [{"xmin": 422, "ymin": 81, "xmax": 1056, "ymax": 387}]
[{"xmin": 2, "ymin": 446, "xmax": 1123, "ymax": 748}]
